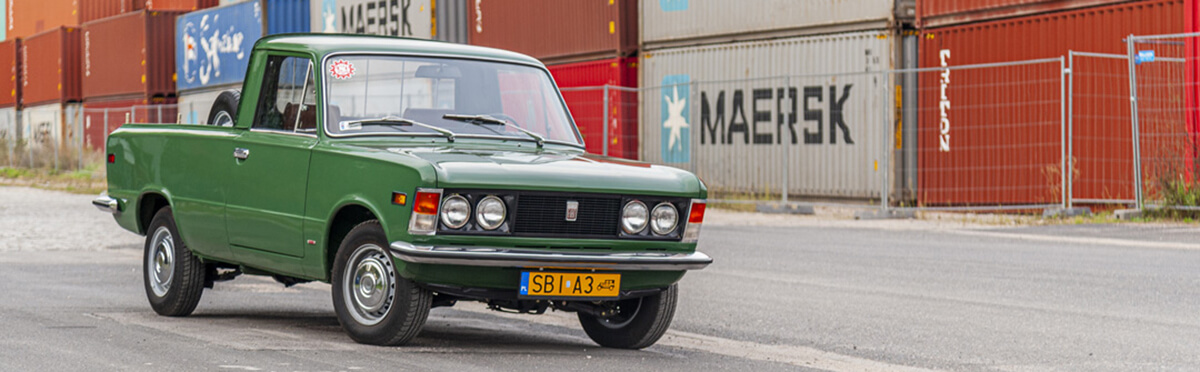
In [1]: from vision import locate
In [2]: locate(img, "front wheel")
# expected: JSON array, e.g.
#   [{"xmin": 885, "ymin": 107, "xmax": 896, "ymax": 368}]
[
  {"xmin": 143, "ymin": 207, "xmax": 206, "ymax": 316},
  {"xmin": 578, "ymin": 284, "xmax": 678, "ymax": 349},
  {"xmin": 331, "ymin": 221, "xmax": 432, "ymax": 346}
]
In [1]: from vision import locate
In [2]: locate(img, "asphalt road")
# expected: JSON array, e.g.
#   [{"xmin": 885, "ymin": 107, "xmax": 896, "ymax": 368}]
[{"xmin": 2, "ymin": 186, "xmax": 1199, "ymax": 371}]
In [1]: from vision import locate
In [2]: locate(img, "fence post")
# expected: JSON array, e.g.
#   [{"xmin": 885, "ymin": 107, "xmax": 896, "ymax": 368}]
[
  {"xmin": 76, "ymin": 107, "xmax": 82, "ymax": 170},
  {"xmin": 1061, "ymin": 56, "xmax": 1069, "ymax": 210},
  {"xmin": 881, "ymin": 71, "xmax": 890, "ymax": 214},
  {"xmin": 104, "ymin": 108, "xmax": 109, "ymax": 153},
  {"xmin": 1126, "ymin": 35, "xmax": 1145, "ymax": 210},
  {"xmin": 602, "ymin": 85, "xmax": 610, "ymax": 157},
  {"xmin": 157, "ymin": 105, "xmax": 163, "ymax": 123},
  {"xmin": 1066, "ymin": 52, "xmax": 1075, "ymax": 209},
  {"xmin": 783, "ymin": 76, "xmax": 790, "ymax": 204}
]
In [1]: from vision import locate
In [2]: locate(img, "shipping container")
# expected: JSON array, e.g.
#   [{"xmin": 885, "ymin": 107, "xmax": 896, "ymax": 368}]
[
  {"xmin": 918, "ymin": 0, "xmax": 1183, "ymax": 206},
  {"xmin": 20, "ymin": 102, "xmax": 82, "ymax": 149},
  {"xmin": 0, "ymin": 107, "xmax": 16, "ymax": 144},
  {"xmin": 310, "ymin": 0, "xmax": 431, "ymax": 38},
  {"xmin": 0, "ymin": 0, "xmax": 7, "ymax": 41},
  {"xmin": 8, "ymin": 0, "xmax": 77, "ymax": 40},
  {"xmin": 641, "ymin": 0, "xmax": 901, "ymax": 50},
  {"xmin": 433, "ymin": 0, "xmax": 467, "ymax": 44},
  {"xmin": 918, "ymin": 0, "xmax": 1131, "ymax": 28},
  {"xmin": 133, "ymin": 0, "xmax": 219, "ymax": 11},
  {"xmin": 641, "ymin": 30, "xmax": 895, "ymax": 199},
  {"xmin": 0, "ymin": 39, "xmax": 19, "ymax": 108},
  {"xmin": 467, "ymin": 0, "xmax": 635, "ymax": 63},
  {"xmin": 177, "ymin": 0, "xmax": 311, "ymax": 93},
  {"xmin": 82, "ymin": 97, "xmax": 177, "ymax": 150},
  {"xmin": 22, "ymin": 27, "xmax": 83, "ymax": 107},
  {"xmin": 547, "ymin": 57, "xmax": 637, "ymax": 159},
  {"xmin": 83, "ymin": 10, "xmax": 184, "ymax": 100},
  {"xmin": 177, "ymin": 85, "xmax": 231, "ymax": 124},
  {"xmin": 81, "ymin": 0, "xmax": 135, "ymax": 24}
]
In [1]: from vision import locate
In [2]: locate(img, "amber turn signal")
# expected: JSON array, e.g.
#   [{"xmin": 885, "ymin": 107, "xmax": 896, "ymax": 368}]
[
  {"xmin": 392, "ymin": 192, "xmax": 407, "ymax": 206},
  {"xmin": 688, "ymin": 202, "xmax": 706, "ymax": 224},
  {"xmin": 413, "ymin": 191, "xmax": 441, "ymax": 215}
]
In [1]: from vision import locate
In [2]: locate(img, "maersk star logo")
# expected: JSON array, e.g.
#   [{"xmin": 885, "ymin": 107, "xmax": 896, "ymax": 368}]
[{"xmin": 660, "ymin": 75, "xmax": 690, "ymax": 163}]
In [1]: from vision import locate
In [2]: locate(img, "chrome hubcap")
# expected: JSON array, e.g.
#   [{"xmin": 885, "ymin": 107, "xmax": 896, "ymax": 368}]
[
  {"xmin": 213, "ymin": 111, "xmax": 234, "ymax": 127},
  {"xmin": 147, "ymin": 227, "xmax": 175, "ymax": 297},
  {"xmin": 343, "ymin": 244, "xmax": 395, "ymax": 326}
]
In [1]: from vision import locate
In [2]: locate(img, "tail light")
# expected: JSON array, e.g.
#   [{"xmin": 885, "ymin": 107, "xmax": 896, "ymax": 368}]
[
  {"xmin": 682, "ymin": 200, "xmax": 705, "ymax": 243},
  {"xmin": 408, "ymin": 188, "xmax": 443, "ymax": 235}
]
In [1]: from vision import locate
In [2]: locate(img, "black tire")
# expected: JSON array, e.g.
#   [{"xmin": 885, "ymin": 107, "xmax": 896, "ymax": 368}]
[
  {"xmin": 578, "ymin": 284, "xmax": 678, "ymax": 349},
  {"xmin": 143, "ymin": 207, "xmax": 206, "ymax": 317},
  {"xmin": 332, "ymin": 221, "xmax": 432, "ymax": 346},
  {"xmin": 207, "ymin": 90, "xmax": 240, "ymax": 127}
]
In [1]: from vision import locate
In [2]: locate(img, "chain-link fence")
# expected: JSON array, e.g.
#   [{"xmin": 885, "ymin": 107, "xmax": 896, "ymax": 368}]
[
  {"xmin": 0, "ymin": 103, "xmax": 179, "ymax": 171},
  {"xmin": 1127, "ymin": 33, "xmax": 1200, "ymax": 212}
]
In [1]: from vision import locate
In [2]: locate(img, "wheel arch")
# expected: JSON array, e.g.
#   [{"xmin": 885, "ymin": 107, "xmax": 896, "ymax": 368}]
[
  {"xmin": 324, "ymin": 199, "xmax": 388, "ymax": 279},
  {"xmin": 136, "ymin": 190, "xmax": 173, "ymax": 235}
]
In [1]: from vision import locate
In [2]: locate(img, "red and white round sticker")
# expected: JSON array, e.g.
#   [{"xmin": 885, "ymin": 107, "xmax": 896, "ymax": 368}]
[{"xmin": 329, "ymin": 59, "xmax": 355, "ymax": 80}]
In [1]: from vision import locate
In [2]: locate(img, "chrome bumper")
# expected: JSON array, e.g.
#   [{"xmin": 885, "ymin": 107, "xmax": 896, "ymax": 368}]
[
  {"xmin": 92, "ymin": 193, "xmax": 120, "ymax": 214},
  {"xmin": 388, "ymin": 242, "xmax": 712, "ymax": 271}
]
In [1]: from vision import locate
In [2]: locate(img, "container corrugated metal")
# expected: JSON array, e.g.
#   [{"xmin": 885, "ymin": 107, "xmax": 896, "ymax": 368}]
[
  {"xmin": 918, "ymin": 0, "xmax": 1182, "ymax": 206},
  {"xmin": 433, "ymin": 0, "xmax": 466, "ymax": 44},
  {"xmin": 548, "ymin": 57, "xmax": 637, "ymax": 159},
  {"xmin": 641, "ymin": 31, "xmax": 895, "ymax": 199},
  {"xmin": 310, "ymin": 0, "xmax": 431, "ymax": 38},
  {"xmin": 21, "ymin": 27, "xmax": 83, "ymax": 106},
  {"xmin": 918, "ymin": 0, "xmax": 1131, "ymax": 28},
  {"xmin": 83, "ymin": 10, "xmax": 184, "ymax": 100},
  {"xmin": 0, "ymin": 107, "xmax": 16, "ymax": 143},
  {"xmin": 81, "ymin": 0, "xmax": 135, "ymax": 24},
  {"xmin": 641, "ymin": 0, "xmax": 897, "ymax": 50},
  {"xmin": 20, "ymin": 102, "xmax": 82, "ymax": 149},
  {"xmin": 0, "ymin": 39, "xmax": 19, "ymax": 108},
  {"xmin": 82, "ymin": 97, "xmax": 177, "ymax": 150},
  {"xmin": 178, "ymin": 1, "xmax": 309, "ymax": 92},
  {"xmin": 467, "ymin": 0, "xmax": 635, "ymax": 63},
  {"xmin": 178, "ymin": 85, "xmax": 233, "ymax": 124},
  {"xmin": 133, "ymin": 0, "xmax": 219, "ymax": 11},
  {"xmin": 7, "ymin": 0, "xmax": 79, "ymax": 39}
]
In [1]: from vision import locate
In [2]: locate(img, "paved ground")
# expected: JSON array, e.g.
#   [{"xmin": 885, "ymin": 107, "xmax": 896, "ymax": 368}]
[{"xmin": 1, "ymin": 186, "xmax": 1199, "ymax": 371}]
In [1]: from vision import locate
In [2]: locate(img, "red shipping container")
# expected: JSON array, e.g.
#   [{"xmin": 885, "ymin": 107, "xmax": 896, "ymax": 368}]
[
  {"xmin": 918, "ymin": 0, "xmax": 1132, "ymax": 28},
  {"xmin": 132, "ymin": 0, "xmax": 219, "ymax": 11},
  {"xmin": 82, "ymin": 10, "xmax": 185, "ymax": 100},
  {"xmin": 0, "ymin": 39, "xmax": 20, "ymax": 108},
  {"xmin": 919, "ymin": 0, "xmax": 1183, "ymax": 206},
  {"xmin": 21, "ymin": 27, "xmax": 83, "ymax": 107},
  {"xmin": 81, "ymin": 0, "xmax": 135, "ymax": 23},
  {"xmin": 468, "ymin": 0, "xmax": 636, "ymax": 63},
  {"xmin": 547, "ymin": 57, "xmax": 638, "ymax": 159},
  {"xmin": 7, "ymin": 0, "xmax": 134, "ymax": 39},
  {"xmin": 83, "ymin": 97, "xmax": 177, "ymax": 150}
]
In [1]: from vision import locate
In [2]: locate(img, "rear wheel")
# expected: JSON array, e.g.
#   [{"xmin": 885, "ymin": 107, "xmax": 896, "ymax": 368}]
[
  {"xmin": 207, "ymin": 90, "xmax": 240, "ymax": 127},
  {"xmin": 578, "ymin": 284, "xmax": 678, "ymax": 349},
  {"xmin": 143, "ymin": 207, "xmax": 206, "ymax": 317},
  {"xmin": 332, "ymin": 221, "xmax": 432, "ymax": 346}
]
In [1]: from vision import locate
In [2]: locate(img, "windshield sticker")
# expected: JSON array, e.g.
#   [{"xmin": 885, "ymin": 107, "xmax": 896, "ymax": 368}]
[
  {"xmin": 338, "ymin": 120, "xmax": 362, "ymax": 131},
  {"xmin": 329, "ymin": 60, "xmax": 356, "ymax": 80}
]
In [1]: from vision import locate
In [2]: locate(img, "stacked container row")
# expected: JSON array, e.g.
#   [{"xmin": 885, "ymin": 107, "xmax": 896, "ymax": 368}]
[
  {"xmin": 0, "ymin": 39, "xmax": 17, "ymax": 144},
  {"xmin": 20, "ymin": 27, "xmax": 83, "ymax": 149},
  {"xmin": 7, "ymin": 0, "xmax": 216, "ymax": 40},
  {"xmin": 916, "ymin": 0, "xmax": 1185, "ymax": 206}
]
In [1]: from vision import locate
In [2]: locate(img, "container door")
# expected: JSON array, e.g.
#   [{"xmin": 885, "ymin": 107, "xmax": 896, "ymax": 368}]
[{"xmin": 226, "ymin": 55, "xmax": 319, "ymax": 268}]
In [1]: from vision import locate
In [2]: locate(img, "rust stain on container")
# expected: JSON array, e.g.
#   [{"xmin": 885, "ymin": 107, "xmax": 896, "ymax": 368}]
[
  {"xmin": 918, "ymin": 0, "xmax": 1135, "ymax": 28},
  {"xmin": 0, "ymin": 39, "xmax": 20, "ymax": 109},
  {"xmin": 467, "ymin": 0, "xmax": 636, "ymax": 63},
  {"xmin": 547, "ymin": 57, "xmax": 638, "ymax": 159},
  {"xmin": 21, "ymin": 27, "xmax": 83, "ymax": 106},
  {"xmin": 83, "ymin": 10, "xmax": 185, "ymax": 100},
  {"xmin": 918, "ymin": 0, "xmax": 1183, "ymax": 206}
]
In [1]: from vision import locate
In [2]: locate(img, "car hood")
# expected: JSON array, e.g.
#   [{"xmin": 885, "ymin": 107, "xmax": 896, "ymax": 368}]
[{"xmin": 392, "ymin": 147, "xmax": 703, "ymax": 197}]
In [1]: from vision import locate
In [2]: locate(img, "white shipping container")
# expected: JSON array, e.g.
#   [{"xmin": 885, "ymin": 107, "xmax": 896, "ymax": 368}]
[
  {"xmin": 640, "ymin": 31, "xmax": 896, "ymax": 199},
  {"xmin": 641, "ymin": 0, "xmax": 898, "ymax": 49},
  {"xmin": 21, "ymin": 103, "xmax": 82, "ymax": 149},
  {"xmin": 178, "ymin": 86, "xmax": 235, "ymax": 125},
  {"xmin": 0, "ymin": 107, "xmax": 16, "ymax": 144},
  {"xmin": 311, "ymin": 0, "xmax": 433, "ymax": 39}
]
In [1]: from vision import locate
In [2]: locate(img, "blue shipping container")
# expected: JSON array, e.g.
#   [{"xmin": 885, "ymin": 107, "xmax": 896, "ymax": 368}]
[{"xmin": 176, "ymin": 0, "xmax": 310, "ymax": 92}]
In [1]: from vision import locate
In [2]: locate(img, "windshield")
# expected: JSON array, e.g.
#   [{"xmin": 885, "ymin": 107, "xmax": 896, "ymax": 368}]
[{"xmin": 323, "ymin": 55, "xmax": 581, "ymax": 145}]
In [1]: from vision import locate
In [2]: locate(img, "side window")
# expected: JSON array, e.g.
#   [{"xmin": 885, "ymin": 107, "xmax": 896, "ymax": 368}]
[{"xmin": 253, "ymin": 55, "xmax": 316, "ymax": 133}]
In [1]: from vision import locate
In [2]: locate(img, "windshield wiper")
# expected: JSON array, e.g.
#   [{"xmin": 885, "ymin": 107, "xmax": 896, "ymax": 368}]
[
  {"xmin": 442, "ymin": 114, "xmax": 545, "ymax": 148},
  {"xmin": 340, "ymin": 116, "xmax": 456, "ymax": 142}
]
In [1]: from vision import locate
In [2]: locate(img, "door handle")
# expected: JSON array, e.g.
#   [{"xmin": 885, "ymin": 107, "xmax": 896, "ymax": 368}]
[{"xmin": 234, "ymin": 148, "xmax": 250, "ymax": 160}]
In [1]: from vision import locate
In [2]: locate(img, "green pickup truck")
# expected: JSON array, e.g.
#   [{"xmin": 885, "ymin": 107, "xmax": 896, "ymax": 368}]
[{"xmin": 94, "ymin": 34, "xmax": 711, "ymax": 349}]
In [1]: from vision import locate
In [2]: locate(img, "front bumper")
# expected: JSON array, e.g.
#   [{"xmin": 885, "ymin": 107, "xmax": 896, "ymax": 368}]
[
  {"xmin": 389, "ymin": 241, "xmax": 712, "ymax": 271},
  {"xmin": 92, "ymin": 193, "xmax": 120, "ymax": 214}
]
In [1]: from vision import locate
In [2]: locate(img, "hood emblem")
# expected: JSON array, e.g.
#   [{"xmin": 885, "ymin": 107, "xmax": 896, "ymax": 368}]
[{"xmin": 565, "ymin": 201, "xmax": 579, "ymax": 222}]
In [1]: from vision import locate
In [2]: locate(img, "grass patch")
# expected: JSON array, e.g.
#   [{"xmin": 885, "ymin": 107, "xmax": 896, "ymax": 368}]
[{"xmin": 0, "ymin": 165, "xmax": 107, "ymax": 195}]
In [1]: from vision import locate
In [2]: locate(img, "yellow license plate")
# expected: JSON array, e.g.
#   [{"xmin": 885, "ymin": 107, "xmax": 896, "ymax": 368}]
[{"xmin": 520, "ymin": 272, "xmax": 621, "ymax": 298}]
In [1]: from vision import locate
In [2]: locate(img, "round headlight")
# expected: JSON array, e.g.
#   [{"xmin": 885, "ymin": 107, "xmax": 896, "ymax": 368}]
[
  {"xmin": 476, "ymin": 195, "xmax": 506, "ymax": 230},
  {"xmin": 440, "ymin": 195, "xmax": 470, "ymax": 229},
  {"xmin": 650, "ymin": 202, "xmax": 679, "ymax": 235},
  {"xmin": 621, "ymin": 200, "xmax": 649, "ymax": 234}
]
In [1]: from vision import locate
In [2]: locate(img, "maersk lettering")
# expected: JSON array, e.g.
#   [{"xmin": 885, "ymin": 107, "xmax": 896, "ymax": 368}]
[
  {"xmin": 341, "ymin": 0, "xmax": 415, "ymax": 37},
  {"xmin": 700, "ymin": 84, "xmax": 853, "ymax": 146}
]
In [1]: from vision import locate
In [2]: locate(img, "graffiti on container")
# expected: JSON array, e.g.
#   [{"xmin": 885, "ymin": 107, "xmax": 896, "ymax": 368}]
[
  {"xmin": 177, "ymin": 1, "xmax": 262, "ymax": 90},
  {"xmin": 939, "ymin": 49, "xmax": 950, "ymax": 152},
  {"xmin": 697, "ymin": 85, "xmax": 854, "ymax": 146},
  {"xmin": 659, "ymin": 0, "xmax": 688, "ymax": 12},
  {"xmin": 335, "ymin": 0, "xmax": 417, "ymax": 37},
  {"xmin": 660, "ymin": 75, "xmax": 690, "ymax": 163}
]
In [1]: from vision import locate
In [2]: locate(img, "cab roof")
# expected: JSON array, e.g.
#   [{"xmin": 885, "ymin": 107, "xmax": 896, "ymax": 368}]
[{"xmin": 253, "ymin": 33, "xmax": 544, "ymax": 66}]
